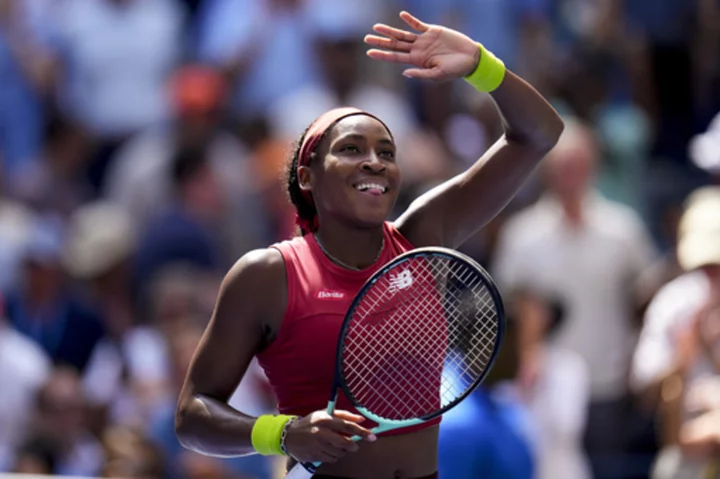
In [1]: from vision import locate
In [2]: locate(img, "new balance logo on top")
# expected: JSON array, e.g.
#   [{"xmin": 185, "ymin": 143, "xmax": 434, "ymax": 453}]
[
  {"xmin": 317, "ymin": 290, "xmax": 346, "ymax": 300},
  {"xmin": 388, "ymin": 269, "xmax": 413, "ymax": 293}
]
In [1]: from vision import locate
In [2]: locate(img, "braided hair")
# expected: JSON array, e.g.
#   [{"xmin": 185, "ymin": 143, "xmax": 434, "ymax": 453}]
[{"xmin": 284, "ymin": 125, "xmax": 333, "ymax": 236}]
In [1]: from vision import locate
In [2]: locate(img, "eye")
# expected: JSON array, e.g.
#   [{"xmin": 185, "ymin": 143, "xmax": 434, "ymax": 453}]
[
  {"xmin": 379, "ymin": 149, "xmax": 396, "ymax": 160},
  {"xmin": 340, "ymin": 144, "xmax": 361, "ymax": 153}
]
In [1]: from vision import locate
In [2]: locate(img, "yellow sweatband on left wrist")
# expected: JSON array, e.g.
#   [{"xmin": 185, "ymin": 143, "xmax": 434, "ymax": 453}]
[
  {"xmin": 464, "ymin": 43, "xmax": 506, "ymax": 93},
  {"xmin": 251, "ymin": 414, "xmax": 297, "ymax": 456}
]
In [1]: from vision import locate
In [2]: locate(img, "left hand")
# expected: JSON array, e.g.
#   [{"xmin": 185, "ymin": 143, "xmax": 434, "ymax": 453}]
[
  {"xmin": 364, "ymin": 11, "xmax": 481, "ymax": 81},
  {"xmin": 680, "ymin": 408, "xmax": 720, "ymax": 458},
  {"xmin": 680, "ymin": 377, "xmax": 720, "ymax": 458}
]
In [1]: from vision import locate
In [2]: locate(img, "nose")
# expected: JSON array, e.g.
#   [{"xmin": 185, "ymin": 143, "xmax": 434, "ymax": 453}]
[{"xmin": 361, "ymin": 152, "xmax": 386, "ymax": 173}]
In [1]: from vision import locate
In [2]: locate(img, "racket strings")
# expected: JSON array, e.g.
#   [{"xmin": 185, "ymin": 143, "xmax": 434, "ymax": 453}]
[
  {"xmin": 417, "ymin": 280, "xmax": 496, "ymax": 403},
  {"xmin": 342, "ymin": 256, "xmax": 499, "ymax": 421},
  {"xmin": 344, "ymin": 292, "xmax": 447, "ymax": 415}
]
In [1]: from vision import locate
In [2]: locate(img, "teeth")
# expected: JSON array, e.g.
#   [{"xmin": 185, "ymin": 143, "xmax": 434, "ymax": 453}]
[{"xmin": 355, "ymin": 183, "xmax": 387, "ymax": 192}]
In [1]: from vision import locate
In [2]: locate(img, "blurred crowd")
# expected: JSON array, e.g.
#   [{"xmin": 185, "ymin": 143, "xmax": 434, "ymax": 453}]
[{"xmin": 0, "ymin": 0, "xmax": 719, "ymax": 478}]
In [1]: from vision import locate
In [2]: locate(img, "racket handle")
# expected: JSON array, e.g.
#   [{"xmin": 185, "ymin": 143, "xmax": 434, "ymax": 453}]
[{"xmin": 285, "ymin": 462, "xmax": 317, "ymax": 479}]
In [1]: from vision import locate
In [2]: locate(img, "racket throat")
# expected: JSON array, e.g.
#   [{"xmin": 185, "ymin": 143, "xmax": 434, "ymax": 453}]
[{"xmin": 325, "ymin": 391, "xmax": 339, "ymax": 416}]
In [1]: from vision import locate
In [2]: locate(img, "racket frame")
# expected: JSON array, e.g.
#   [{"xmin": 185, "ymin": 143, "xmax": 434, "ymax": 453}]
[{"xmin": 293, "ymin": 247, "xmax": 506, "ymax": 475}]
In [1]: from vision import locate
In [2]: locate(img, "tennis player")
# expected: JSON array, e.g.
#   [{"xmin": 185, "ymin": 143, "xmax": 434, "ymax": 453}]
[{"xmin": 176, "ymin": 11, "xmax": 563, "ymax": 479}]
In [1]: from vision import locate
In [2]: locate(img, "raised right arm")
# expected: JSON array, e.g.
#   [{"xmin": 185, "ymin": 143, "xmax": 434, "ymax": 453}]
[{"xmin": 175, "ymin": 248, "xmax": 287, "ymax": 457}]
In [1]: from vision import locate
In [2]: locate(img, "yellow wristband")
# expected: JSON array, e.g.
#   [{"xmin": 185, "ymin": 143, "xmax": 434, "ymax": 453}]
[
  {"xmin": 251, "ymin": 414, "xmax": 296, "ymax": 456},
  {"xmin": 464, "ymin": 43, "xmax": 506, "ymax": 93}
]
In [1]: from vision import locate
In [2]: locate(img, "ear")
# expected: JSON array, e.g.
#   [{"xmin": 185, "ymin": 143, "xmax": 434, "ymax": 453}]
[{"xmin": 297, "ymin": 165, "xmax": 313, "ymax": 193}]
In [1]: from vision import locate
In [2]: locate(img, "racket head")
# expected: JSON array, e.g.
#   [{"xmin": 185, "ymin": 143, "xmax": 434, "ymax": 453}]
[{"xmin": 334, "ymin": 247, "xmax": 505, "ymax": 426}]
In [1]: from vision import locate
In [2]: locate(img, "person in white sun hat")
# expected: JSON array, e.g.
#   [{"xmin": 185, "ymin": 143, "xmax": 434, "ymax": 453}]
[
  {"xmin": 632, "ymin": 187, "xmax": 720, "ymax": 479},
  {"xmin": 62, "ymin": 202, "xmax": 172, "ymax": 429}
]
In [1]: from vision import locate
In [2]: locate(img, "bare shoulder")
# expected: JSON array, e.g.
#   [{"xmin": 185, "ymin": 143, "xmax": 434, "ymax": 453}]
[
  {"xmin": 225, "ymin": 247, "xmax": 286, "ymax": 287},
  {"xmin": 214, "ymin": 247, "xmax": 288, "ymax": 342}
]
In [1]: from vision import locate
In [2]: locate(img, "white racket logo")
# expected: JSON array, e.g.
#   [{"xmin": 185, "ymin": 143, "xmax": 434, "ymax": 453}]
[{"xmin": 388, "ymin": 269, "xmax": 413, "ymax": 293}]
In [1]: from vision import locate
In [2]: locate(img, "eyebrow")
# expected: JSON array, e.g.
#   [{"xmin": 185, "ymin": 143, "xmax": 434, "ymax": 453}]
[{"xmin": 335, "ymin": 133, "xmax": 395, "ymax": 147}]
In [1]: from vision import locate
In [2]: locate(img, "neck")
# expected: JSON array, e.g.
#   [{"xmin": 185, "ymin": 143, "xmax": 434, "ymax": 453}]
[
  {"xmin": 314, "ymin": 221, "xmax": 385, "ymax": 270},
  {"xmin": 26, "ymin": 286, "xmax": 57, "ymax": 309},
  {"xmin": 181, "ymin": 198, "xmax": 213, "ymax": 224},
  {"xmin": 559, "ymin": 195, "xmax": 584, "ymax": 228}
]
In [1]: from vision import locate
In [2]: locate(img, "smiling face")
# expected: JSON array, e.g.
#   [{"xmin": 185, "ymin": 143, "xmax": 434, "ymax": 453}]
[{"xmin": 299, "ymin": 115, "xmax": 401, "ymax": 229}]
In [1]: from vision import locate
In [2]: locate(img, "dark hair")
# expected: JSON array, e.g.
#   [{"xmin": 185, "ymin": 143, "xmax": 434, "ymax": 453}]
[
  {"xmin": 284, "ymin": 125, "xmax": 332, "ymax": 236},
  {"xmin": 42, "ymin": 110, "xmax": 83, "ymax": 147},
  {"xmin": 171, "ymin": 145, "xmax": 209, "ymax": 192},
  {"xmin": 545, "ymin": 297, "xmax": 566, "ymax": 339},
  {"xmin": 15, "ymin": 435, "xmax": 60, "ymax": 474}
]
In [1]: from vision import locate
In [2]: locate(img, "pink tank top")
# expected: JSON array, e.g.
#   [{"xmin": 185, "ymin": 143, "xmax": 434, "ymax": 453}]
[{"xmin": 256, "ymin": 222, "xmax": 441, "ymax": 435}]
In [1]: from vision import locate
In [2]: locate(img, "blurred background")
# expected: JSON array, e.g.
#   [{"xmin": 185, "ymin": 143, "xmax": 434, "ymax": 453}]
[{"xmin": 0, "ymin": 0, "xmax": 719, "ymax": 478}]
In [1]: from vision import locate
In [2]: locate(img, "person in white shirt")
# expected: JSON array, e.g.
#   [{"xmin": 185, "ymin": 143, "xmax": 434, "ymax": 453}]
[
  {"xmin": 493, "ymin": 117, "xmax": 658, "ymax": 478},
  {"xmin": 516, "ymin": 291, "xmax": 592, "ymax": 479},
  {"xmin": 54, "ymin": 0, "xmax": 184, "ymax": 139},
  {"xmin": 632, "ymin": 187, "xmax": 720, "ymax": 479},
  {"xmin": 0, "ymin": 317, "xmax": 51, "ymax": 471}
]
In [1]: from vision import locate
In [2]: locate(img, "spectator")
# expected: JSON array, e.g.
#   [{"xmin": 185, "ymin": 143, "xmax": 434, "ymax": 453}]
[
  {"xmin": 196, "ymin": 0, "xmax": 322, "ymax": 120},
  {"xmin": 52, "ymin": 0, "xmax": 185, "ymax": 192},
  {"xmin": 267, "ymin": 0, "xmax": 417, "ymax": 145},
  {"xmin": 689, "ymin": 110, "xmax": 720, "ymax": 184},
  {"xmin": 438, "ymin": 302, "xmax": 535, "ymax": 479},
  {"xmin": 0, "ymin": 315, "xmax": 51, "ymax": 471},
  {"xmin": 493, "ymin": 117, "xmax": 658, "ymax": 478},
  {"xmin": 514, "ymin": 290, "xmax": 592, "ymax": 479},
  {"xmin": 632, "ymin": 186, "xmax": 720, "ymax": 478},
  {"xmin": 30, "ymin": 366, "xmax": 105, "ymax": 476},
  {"xmin": 62, "ymin": 201, "xmax": 171, "ymax": 432},
  {"xmin": 0, "ymin": 0, "xmax": 56, "ymax": 177},
  {"xmin": 679, "ymin": 377, "xmax": 720, "ymax": 462},
  {"xmin": 104, "ymin": 65, "xmax": 254, "ymax": 229},
  {"xmin": 0, "ymin": 179, "xmax": 36, "ymax": 293},
  {"xmin": 12, "ymin": 435, "xmax": 60, "ymax": 475},
  {"xmin": 11, "ymin": 111, "xmax": 93, "ymax": 219},
  {"xmin": 144, "ymin": 264, "xmax": 220, "ymax": 335},
  {"xmin": 624, "ymin": 0, "xmax": 720, "ymax": 162},
  {"xmin": 133, "ymin": 145, "xmax": 228, "ymax": 298},
  {"xmin": 5, "ymin": 217, "xmax": 105, "ymax": 373},
  {"xmin": 100, "ymin": 426, "xmax": 166, "ymax": 479}
]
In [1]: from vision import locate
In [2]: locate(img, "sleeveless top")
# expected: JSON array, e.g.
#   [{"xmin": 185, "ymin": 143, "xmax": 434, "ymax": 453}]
[{"xmin": 256, "ymin": 222, "xmax": 441, "ymax": 435}]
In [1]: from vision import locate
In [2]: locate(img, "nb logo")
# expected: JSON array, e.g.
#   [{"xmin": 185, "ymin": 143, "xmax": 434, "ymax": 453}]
[{"xmin": 388, "ymin": 269, "xmax": 413, "ymax": 293}]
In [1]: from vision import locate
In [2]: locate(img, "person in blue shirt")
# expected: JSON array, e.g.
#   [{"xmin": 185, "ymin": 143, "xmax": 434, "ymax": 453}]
[{"xmin": 438, "ymin": 304, "xmax": 535, "ymax": 479}]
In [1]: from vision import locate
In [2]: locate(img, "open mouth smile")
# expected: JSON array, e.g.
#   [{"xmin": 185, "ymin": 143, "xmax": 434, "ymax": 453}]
[{"xmin": 354, "ymin": 182, "xmax": 388, "ymax": 196}]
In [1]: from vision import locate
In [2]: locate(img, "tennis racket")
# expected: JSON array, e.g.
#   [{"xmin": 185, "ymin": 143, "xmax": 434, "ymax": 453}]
[{"xmin": 285, "ymin": 247, "xmax": 506, "ymax": 478}]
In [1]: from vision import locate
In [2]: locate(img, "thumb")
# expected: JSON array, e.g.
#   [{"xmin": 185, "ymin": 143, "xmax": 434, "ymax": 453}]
[
  {"xmin": 332, "ymin": 410, "xmax": 366, "ymax": 423},
  {"xmin": 402, "ymin": 67, "xmax": 442, "ymax": 80}
]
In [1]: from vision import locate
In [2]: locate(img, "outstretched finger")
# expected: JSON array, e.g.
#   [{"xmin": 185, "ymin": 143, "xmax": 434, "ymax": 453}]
[
  {"xmin": 400, "ymin": 11, "xmax": 430, "ymax": 33},
  {"xmin": 364, "ymin": 34, "xmax": 412, "ymax": 53},
  {"xmin": 366, "ymin": 49, "xmax": 411, "ymax": 65},
  {"xmin": 372, "ymin": 23, "xmax": 418, "ymax": 43}
]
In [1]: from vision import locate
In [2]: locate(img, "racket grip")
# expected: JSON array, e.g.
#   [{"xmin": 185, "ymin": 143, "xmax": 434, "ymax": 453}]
[{"xmin": 285, "ymin": 462, "xmax": 316, "ymax": 479}]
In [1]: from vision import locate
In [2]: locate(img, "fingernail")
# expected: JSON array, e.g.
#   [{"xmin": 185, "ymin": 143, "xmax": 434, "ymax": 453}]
[{"xmin": 368, "ymin": 434, "xmax": 377, "ymax": 442}]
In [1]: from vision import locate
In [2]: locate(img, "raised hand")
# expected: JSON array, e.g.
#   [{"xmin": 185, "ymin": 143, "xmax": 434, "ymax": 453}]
[{"xmin": 364, "ymin": 11, "xmax": 480, "ymax": 82}]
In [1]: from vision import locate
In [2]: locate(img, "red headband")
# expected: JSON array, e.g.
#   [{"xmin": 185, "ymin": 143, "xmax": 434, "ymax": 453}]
[{"xmin": 295, "ymin": 107, "xmax": 391, "ymax": 234}]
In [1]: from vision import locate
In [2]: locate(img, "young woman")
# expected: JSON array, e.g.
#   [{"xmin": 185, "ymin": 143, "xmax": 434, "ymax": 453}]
[{"xmin": 175, "ymin": 11, "xmax": 564, "ymax": 479}]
